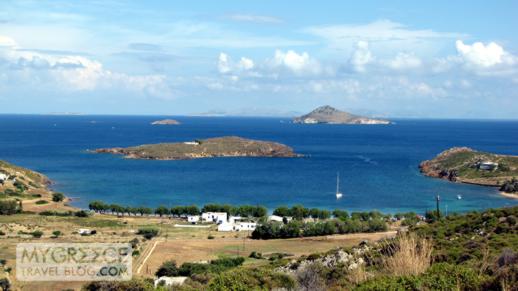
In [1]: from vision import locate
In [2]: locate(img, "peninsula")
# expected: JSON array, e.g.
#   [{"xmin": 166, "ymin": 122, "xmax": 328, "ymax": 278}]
[
  {"xmin": 94, "ymin": 136, "xmax": 300, "ymax": 160},
  {"xmin": 0, "ymin": 160, "xmax": 73, "ymax": 212},
  {"xmin": 419, "ymin": 147, "xmax": 518, "ymax": 196},
  {"xmin": 293, "ymin": 105, "xmax": 390, "ymax": 124},
  {"xmin": 151, "ymin": 119, "xmax": 181, "ymax": 125}
]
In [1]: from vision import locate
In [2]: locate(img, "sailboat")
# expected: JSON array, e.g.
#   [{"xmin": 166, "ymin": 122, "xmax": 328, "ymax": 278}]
[{"xmin": 336, "ymin": 172, "xmax": 343, "ymax": 199}]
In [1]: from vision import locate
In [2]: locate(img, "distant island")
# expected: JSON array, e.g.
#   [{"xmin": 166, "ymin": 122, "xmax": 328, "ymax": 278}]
[
  {"xmin": 94, "ymin": 136, "xmax": 301, "ymax": 160},
  {"xmin": 419, "ymin": 147, "xmax": 518, "ymax": 197},
  {"xmin": 151, "ymin": 119, "xmax": 181, "ymax": 125},
  {"xmin": 293, "ymin": 105, "xmax": 391, "ymax": 124}
]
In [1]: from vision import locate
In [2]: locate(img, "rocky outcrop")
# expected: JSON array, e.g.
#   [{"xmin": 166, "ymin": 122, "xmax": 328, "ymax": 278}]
[
  {"xmin": 293, "ymin": 105, "xmax": 390, "ymax": 125},
  {"xmin": 94, "ymin": 136, "xmax": 301, "ymax": 160},
  {"xmin": 419, "ymin": 147, "xmax": 518, "ymax": 189}
]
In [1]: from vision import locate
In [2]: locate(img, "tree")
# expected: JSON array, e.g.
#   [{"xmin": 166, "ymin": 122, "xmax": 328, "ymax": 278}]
[
  {"xmin": 155, "ymin": 260, "xmax": 179, "ymax": 277},
  {"xmin": 52, "ymin": 230, "xmax": 62, "ymax": 238},
  {"xmin": 155, "ymin": 205, "xmax": 170, "ymax": 217},
  {"xmin": 52, "ymin": 192, "xmax": 65, "ymax": 202},
  {"xmin": 0, "ymin": 200, "xmax": 20, "ymax": 215},
  {"xmin": 273, "ymin": 206, "xmax": 290, "ymax": 217}
]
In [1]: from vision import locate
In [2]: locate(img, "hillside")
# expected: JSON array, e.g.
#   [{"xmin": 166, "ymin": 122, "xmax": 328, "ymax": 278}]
[
  {"xmin": 420, "ymin": 147, "xmax": 518, "ymax": 195},
  {"xmin": 0, "ymin": 160, "xmax": 73, "ymax": 213},
  {"xmin": 94, "ymin": 136, "xmax": 301, "ymax": 160},
  {"xmin": 293, "ymin": 105, "xmax": 391, "ymax": 124}
]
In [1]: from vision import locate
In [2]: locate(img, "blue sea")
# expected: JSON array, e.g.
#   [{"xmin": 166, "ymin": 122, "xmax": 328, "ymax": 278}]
[{"xmin": 1, "ymin": 115, "xmax": 517, "ymax": 214}]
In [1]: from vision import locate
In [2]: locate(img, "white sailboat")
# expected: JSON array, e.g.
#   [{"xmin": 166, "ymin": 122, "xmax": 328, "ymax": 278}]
[{"xmin": 336, "ymin": 172, "xmax": 343, "ymax": 199}]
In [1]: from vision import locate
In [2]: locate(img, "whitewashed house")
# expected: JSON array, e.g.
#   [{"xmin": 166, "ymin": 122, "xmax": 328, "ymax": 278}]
[
  {"xmin": 236, "ymin": 222, "xmax": 256, "ymax": 231},
  {"xmin": 154, "ymin": 276, "xmax": 188, "ymax": 287},
  {"xmin": 217, "ymin": 222, "xmax": 234, "ymax": 232},
  {"xmin": 0, "ymin": 173, "xmax": 8, "ymax": 183},
  {"xmin": 187, "ymin": 215, "xmax": 200, "ymax": 224},
  {"xmin": 202, "ymin": 212, "xmax": 227, "ymax": 224},
  {"xmin": 478, "ymin": 161, "xmax": 498, "ymax": 171}
]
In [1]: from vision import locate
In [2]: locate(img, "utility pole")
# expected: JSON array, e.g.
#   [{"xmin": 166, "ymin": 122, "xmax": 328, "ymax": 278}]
[{"xmin": 436, "ymin": 195, "xmax": 441, "ymax": 219}]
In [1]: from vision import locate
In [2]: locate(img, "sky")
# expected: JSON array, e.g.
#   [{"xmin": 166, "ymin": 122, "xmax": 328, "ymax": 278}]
[{"xmin": 0, "ymin": 1, "xmax": 517, "ymax": 118}]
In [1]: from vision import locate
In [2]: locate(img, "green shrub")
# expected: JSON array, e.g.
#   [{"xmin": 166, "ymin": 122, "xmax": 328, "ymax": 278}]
[
  {"xmin": 52, "ymin": 192, "xmax": 65, "ymax": 202},
  {"xmin": 52, "ymin": 230, "xmax": 61, "ymax": 238},
  {"xmin": 137, "ymin": 228, "xmax": 159, "ymax": 240},
  {"xmin": 155, "ymin": 260, "xmax": 179, "ymax": 277},
  {"xmin": 35, "ymin": 200, "xmax": 48, "ymax": 205},
  {"xmin": 31, "ymin": 230, "xmax": 43, "ymax": 238}
]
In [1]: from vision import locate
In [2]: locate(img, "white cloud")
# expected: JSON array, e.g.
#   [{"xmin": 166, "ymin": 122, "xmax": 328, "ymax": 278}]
[
  {"xmin": 218, "ymin": 53, "xmax": 231, "ymax": 73},
  {"xmin": 272, "ymin": 49, "xmax": 321, "ymax": 75},
  {"xmin": 350, "ymin": 41, "xmax": 373, "ymax": 72},
  {"xmin": 0, "ymin": 37, "xmax": 172, "ymax": 97},
  {"xmin": 238, "ymin": 57, "xmax": 254, "ymax": 70},
  {"xmin": 217, "ymin": 53, "xmax": 255, "ymax": 74},
  {"xmin": 384, "ymin": 53, "xmax": 422, "ymax": 70},
  {"xmin": 227, "ymin": 14, "xmax": 282, "ymax": 24},
  {"xmin": 455, "ymin": 40, "xmax": 514, "ymax": 67},
  {"xmin": 0, "ymin": 35, "xmax": 17, "ymax": 47},
  {"xmin": 306, "ymin": 20, "xmax": 462, "ymax": 52}
]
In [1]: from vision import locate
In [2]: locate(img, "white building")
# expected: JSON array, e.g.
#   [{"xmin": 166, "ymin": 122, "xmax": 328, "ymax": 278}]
[
  {"xmin": 202, "ymin": 212, "xmax": 227, "ymax": 224},
  {"xmin": 268, "ymin": 215, "xmax": 283, "ymax": 222},
  {"xmin": 0, "ymin": 173, "xmax": 8, "ymax": 183},
  {"xmin": 217, "ymin": 221, "xmax": 257, "ymax": 232},
  {"xmin": 217, "ymin": 222, "xmax": 234, "ymax": 232},
  {"xmin": 187, "ymin": 215, "xmax": 200, "ymax": 224},
  {"xmin": 228, "ymin": 216, "xmax": 242, "ymax": 223},
  {"xmin": 78, "ymin": 229, "xmax": 92, "ymax": 235},
  {"xmin": 154, "ymin": 276, "xmax": 188, "ymax": 287},
  {"xmin": 478, "ymin": 161, "xmax": 498, "ymax": 171},
  {"xmin": 184, "ymin": 141, "xmax": 201, "ymax": 145},
  {"xmin": 267, "ymin": 215, "xmax": 292, "ymax": 223},
  {"xmin": 237, "ymin": 222, "xmax": 256, "ymax": 231}
]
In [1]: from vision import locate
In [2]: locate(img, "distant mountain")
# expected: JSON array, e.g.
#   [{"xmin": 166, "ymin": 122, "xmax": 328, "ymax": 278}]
[{"xmin": 293, "ymin": 105, "xmax": 391, "ymax": 124}]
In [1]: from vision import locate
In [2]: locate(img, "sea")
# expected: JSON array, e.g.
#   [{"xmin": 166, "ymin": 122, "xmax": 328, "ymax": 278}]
[{"xmin": 1, "ymin": 114, "xmax": 517, "ymax": 214}]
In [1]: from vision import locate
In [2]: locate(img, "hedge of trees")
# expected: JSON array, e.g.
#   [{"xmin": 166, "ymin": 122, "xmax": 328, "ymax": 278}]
[
  {"xmin": 88, "ymin": 201, "xmax": 266, "ymax": 218},
  {"xmin": 251, "ymin": 217, "xmax": 387, "ymax": 239}
]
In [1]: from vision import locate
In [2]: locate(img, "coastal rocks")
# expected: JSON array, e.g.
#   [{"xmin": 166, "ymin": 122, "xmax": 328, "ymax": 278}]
[
  {"xmin": 151, "ymin": 119, "xmax": 180, "ymax": 125},
  {"xmin": 277, "ymin": 245, "xmax": 371, "ymax": 275},
  {"xmin": 94, "ymin": 136, "xmax": 301, "ymax": 160},
  {"xmin": 293, "ymin": 105, "xmax": 390, "ymax": 125}
]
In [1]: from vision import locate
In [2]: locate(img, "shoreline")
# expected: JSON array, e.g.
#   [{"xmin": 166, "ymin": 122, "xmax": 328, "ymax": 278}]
[{"xmin": 500, "ymin": 191, "xmax": 518, "ymax": 199}]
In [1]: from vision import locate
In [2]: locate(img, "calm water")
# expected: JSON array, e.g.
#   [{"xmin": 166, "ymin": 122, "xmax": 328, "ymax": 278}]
[{"xmin": 0, "ymin": 115, "xmax": 517, "ymax": 214}]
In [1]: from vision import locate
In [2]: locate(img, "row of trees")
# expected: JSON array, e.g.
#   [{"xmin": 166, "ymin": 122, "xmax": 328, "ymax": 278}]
[
  {"xmin": 252, "ymin": 217, "xmax": 388, "ymax": 239},
  {"xmin": 202, "ymin": 203, "xmax": 267, "ymax": 217},
  {"xmin": 88, "ymin": 201, "xmax": 267, "ymax": 218},
  {"xmin": 273, "ymin": 205, "xmax": 389, "ymax": 221}
]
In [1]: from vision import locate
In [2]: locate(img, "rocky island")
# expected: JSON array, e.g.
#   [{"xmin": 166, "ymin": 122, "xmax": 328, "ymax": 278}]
[
  {"xmin": 94, "ymin": 136, "xmax": 301, "ymax": 160},
  {"xmin": 293, "ymin": 105, "xmax": 390, "ymax": 125},
  {"xmin": 419, "ymin": 147, "xmax": 518, "ymax": 197},
  {"xmin": 151, "ymin": 119, "xmax": 181, "ymax": 125}
]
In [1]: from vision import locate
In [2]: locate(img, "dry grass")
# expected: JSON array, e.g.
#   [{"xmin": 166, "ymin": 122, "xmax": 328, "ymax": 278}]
[
  {"xmin": 347, "ymin": 264, "xmax": 369, "ymax": 285},
  {"xmin": 382, "ymin": 233, "xmax": 433, "ymax": 276}
]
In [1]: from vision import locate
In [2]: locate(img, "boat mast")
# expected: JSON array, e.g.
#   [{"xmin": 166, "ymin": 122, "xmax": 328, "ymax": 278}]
[{"xmin": 336, "ymin": 172, "xmax": 340, "ymax": 193}]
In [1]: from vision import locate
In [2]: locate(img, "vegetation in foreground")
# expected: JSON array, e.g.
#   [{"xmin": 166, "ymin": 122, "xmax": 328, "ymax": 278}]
[{"xmin": 83, "ymin": 206, "xmax": 517, "ymax": 290}]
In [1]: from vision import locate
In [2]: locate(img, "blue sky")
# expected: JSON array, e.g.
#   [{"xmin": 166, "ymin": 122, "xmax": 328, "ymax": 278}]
[{"xmin": 1, "ymin": 1, "xmax": 517, "ymax": 118}]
